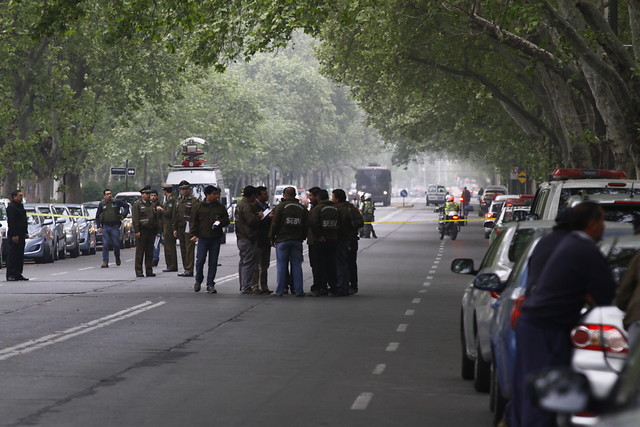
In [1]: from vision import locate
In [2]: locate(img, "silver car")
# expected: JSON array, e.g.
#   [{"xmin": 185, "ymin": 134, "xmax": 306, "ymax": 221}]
[
  {"xmin": 451, "ymin": 220, "xmax": 556, "ymax": 393},
  {"xmin": 51, "ymin": 204, "xmax": 80, "ymax": 258},
  {"xmin": 66, "ymin": 204, "xmax": 96, "ymax": 256}
]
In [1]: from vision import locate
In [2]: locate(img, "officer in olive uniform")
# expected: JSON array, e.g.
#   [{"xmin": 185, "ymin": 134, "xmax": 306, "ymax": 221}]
[
  {"xmin": 150, "ymin": 189, "xmax": 161, "ymax": 267},
  {"xmin": 308, "ymin": 189, "xmax": 340, "ymax": 296},
  {"xmin": 157, "ymin": 183, "xmax": 178, "ymax": 272},
  {"xmin": 132, "ymin": 185, "xmax": 161, "ymax": 277},
  {"xmin": 173, "ymin": 180, "xmax": 200, "ymax": 277}
]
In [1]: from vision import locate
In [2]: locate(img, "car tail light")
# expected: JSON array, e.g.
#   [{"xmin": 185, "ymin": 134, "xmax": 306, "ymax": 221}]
[
  {"xmin": 485, "ymin": 213, "xmax": 493, "ymax": 219},
  {"xmin": 510, "ymin": 296, "xmax": 526, "ymax": 329},
  {"xmin": 571, "ymin": 324, "xmax": 628, "ymax": 353},
  {"xmin": 614, "ymin": 200, "xmax": 640, "ymax": 204},
  {"xmin": 490, "ymin": 291, "xmax": 500, "ymax": 299},
  {"xmin": 452, "ymin": 215, "xmax": 459, "ymax": 220}
]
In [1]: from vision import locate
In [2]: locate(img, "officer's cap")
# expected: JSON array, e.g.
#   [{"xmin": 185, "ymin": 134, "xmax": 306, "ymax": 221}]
[
  {"xmin": 140, "ymin": 185, "xmax": 152, "ymax": 194},
  {"xmin": 161, "ymin": 183, "xmax": 173, "ymax": 191},
  {"xmin": 178, "ymin": 180, "xmax": 190, "ymax": 189}
]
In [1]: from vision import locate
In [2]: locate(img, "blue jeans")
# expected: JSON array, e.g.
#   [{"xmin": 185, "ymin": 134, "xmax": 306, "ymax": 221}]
[
  {"xmin": 153, "ymin": 235, "xmax": 161, "ymax": 263},
  {"xmin": 102, "ymin": 224, "xmax": 120, "ymax": 263},
  {"xmin": 195, "ymin": 237, "xmax": 222, "ymax": 286},
  {"xmin": 275, "ymin": 240, "xmax": 303, "ymax": 295}
]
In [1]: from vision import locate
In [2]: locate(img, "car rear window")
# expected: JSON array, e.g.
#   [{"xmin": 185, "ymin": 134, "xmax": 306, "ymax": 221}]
[{"xmin": 559, "ymin": 188, "xmax": 640, "ymax": 210}]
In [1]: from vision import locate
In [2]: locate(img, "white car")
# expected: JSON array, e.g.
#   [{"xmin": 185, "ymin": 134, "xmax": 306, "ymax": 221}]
[{"xmin": 272, "ymin": 184, "xmax": 296, "ymax": 205}]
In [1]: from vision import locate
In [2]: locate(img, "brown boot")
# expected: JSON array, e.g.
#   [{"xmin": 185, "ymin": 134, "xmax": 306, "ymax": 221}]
[{"xmin": 101, "ymin": 263, "xmax": 109, "ymax": 268}]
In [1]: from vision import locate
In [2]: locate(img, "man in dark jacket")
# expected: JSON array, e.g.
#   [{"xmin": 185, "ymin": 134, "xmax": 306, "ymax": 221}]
[
  {"xmin": 308, "ymin": 189, "xmax": 340, "ymax": 296},
  {"xmin": 251, "ymin": 186, "xmax": 273, "ymax": 294},
  {"xmin": 190, "ymin": 185, "xmax": 230, "ymax": 294},
  {"xmin": 270, "ymin": 186, "xmax": 307, "ymax": 296},
  {"xmin": 6, "ymin": 190, "xmax": 29, "ymax": 281},
  {"xmin": 333, "ymin": 189, "xmax": 365, "ymax": 296},
  {"xmin": 511, "ymin": 202, "xmax": 615, "ymax": 427},
  {"xmin": 235, "ymin": 185, "xmax": 263, "ymax": 294},
  {"xmin": 95, "ymin": 188, "xmax": 129, "ymax": 268}
]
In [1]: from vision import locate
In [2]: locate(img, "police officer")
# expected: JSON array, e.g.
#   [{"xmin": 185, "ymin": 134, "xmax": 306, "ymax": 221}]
[
  {"xmin": 332, "ymin": 189, "xmax": 365, "ymax": 296},
  {"xmin": 150, "ymin": 189, "xmax": 161, "ymax": 267},
  {"xmin": 190, "ymin": 185, "xmax": 230, "ymax": 294},
  {"xmin": 235, "ymin": 185, "xmax": 263, "ymax": 294},
  {"xmin": 270, "ymin": 186, "xmax": 308, "ymax": 297},
  {"xmin": 157, "ymin": 183, "xmax": 178, "ymax": 272},
  {"xmin": 173, "ymin": 180, "xmax": 199, "ymax": 277},
  {"xmin": 360, "ymin": 193, "xmax": 377, "ymax": 238},
  {"xmin": 308, "ymin": 189, "xmax": 340, "ymax": 296},
  {"xmin": 132, "ymin": 185, "xmax": 161, "ymax": 277}
]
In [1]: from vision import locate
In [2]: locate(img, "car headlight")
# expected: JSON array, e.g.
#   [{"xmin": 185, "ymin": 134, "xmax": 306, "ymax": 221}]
[{"xmin": 383, "ymin": 191, "xmax": 388, "ymax": 195}]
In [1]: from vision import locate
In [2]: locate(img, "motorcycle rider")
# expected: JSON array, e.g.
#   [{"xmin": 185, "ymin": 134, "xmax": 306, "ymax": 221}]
[
  {"xmin": 439, "ymin": 195, "xmax": 460, "ymax": 240},
  {"xmin": 444, "ymin": 195, "xmax": 459, "ymax": 212}
]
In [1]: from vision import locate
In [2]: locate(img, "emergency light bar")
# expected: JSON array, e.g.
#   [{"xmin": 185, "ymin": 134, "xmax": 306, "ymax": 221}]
[{"xmin": 551, "ymin": 168, "xmax": 627, "ymax": 180}]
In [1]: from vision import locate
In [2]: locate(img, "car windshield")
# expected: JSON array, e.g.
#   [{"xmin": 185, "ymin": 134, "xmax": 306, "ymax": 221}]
[
  {"xmin": 25, "ymin": 208, "xmax": 40, "ymax": 225},
  {"xmin": 503, "ymin": 209, "xmax": 530, "ymax": 224},
  {"xmin": 601, "ymin": 204, "xmax": 640, "ymax": 224},
  {"xmin": 85, "ymin": 206, "xmax": 98, "ymax": 217},
  {"xmin": 68, "ymin": 207, "xmax": 83, "ymax": 217}
]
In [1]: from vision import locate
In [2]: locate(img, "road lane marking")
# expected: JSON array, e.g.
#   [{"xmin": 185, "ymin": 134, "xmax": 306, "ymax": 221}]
[
  {"xmin": 423, "ymin": 282, "xmax": 430, "ymax": 287},
  {"xmin": 126, "ymin": 259, "xmax": 134, "ymax": 262},
  {"xmin": 0, "ymin": 301, "xmax": 166, "ymax": 361},
  {"xmin": 51, "ymin": 272, "xmax": 67, "ymax": 276},
  {"xmin": 372, "ymin": 364, "xmax": 386, "ymax": 375},
  {"xmin": 397, "ymin": 324, "xmax": 408, "ymax": 332},
  {"xmin": 351, "ymin": 392, "xmax": 373, "ymax": 410},
  {"xmin": 419, "ymin": 289, "xmax": 427, "ymax": 293},
  {"xmin": 78, "ymin": 267, "xmax": 94, "ymax": 271},
  {"xmin": 429, "ymin": 270, "xmax": 435, "ymax": 274},
  {"xmin": 412, "ymin": 298, "xmax": 421, "ymax": 304},
  {"xmin": 405, "ymin": 309, "xmax": 415, "ymax": 316},
  {"xmin": 426, "ymin": 276, "xmax": 433, "ymax": 280},
  {"xmin": 386, "ymin": 342, "xmax": 399, "ymax": 351}
]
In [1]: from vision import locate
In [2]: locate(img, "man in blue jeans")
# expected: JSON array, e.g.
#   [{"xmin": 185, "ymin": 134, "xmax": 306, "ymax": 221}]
[
  {"xmin": 190, "ymin": 185, "xmax": 230, "ymax": 294},
  {"xmin": 95, "ymin": 189, "xmax": 129, "ymax": 268},
  {"xmin": 269, "ymin": 187, "xmax": 308, "ymax": 297}
]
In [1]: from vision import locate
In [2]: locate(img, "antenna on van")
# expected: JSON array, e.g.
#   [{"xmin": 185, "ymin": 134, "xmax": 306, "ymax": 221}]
[{"xmin": 179, "ymin": 137, "xmax": 206, "ymax": 167}]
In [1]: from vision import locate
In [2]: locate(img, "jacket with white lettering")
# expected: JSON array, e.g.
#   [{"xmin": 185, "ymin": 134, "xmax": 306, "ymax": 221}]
[
  {"xmin": 309, "ymin": 200, "xmax": 340, "ymax": 242},
  {"xmin": 270, "ymin": 198, "xmax": 308, "ymax": 243}
]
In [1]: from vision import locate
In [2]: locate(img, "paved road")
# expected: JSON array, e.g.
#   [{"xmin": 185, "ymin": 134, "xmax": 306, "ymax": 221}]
[{"xmin": 0, "ymin": 198, "xmax": 493, "ymax": 426}]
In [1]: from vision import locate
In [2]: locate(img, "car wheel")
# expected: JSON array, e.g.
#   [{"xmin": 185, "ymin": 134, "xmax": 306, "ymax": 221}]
[
  {"xmin": 70, "ymin": 244, "xmax": 80, "ymax": 258},
  {"xmin": 81, "ymin": 248, "xmax": 90, "ymax": 256},
  {"xmin": 59, "ymin": 244, "xmax": 66, "ymax": 260},
  {"xmin": 460, "ymin": 312, "xmax": 474, "ymax": 380},
  {"xmin": 474, "ymin": 341, "xmax": 491, "ymax": 393},
  {"xmin": 484, "ymin": 231, "xmax": 490, "ymax": 239},
  {"xmin": 53, "ymin": 243, "xmax": 59, "ymax": 261},
  {"xmin": 490, "ymin": 363, "xmax": 507, "ymax": 425},
  {"xmin": 124, "ymin": 236, "xmax": 132, "ymax": 248}
]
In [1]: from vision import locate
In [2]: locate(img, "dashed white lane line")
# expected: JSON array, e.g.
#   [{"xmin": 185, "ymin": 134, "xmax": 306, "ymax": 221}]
[
  {"xmin": 78, "ymin": 267, "xmax": 94, "ymax": 271},
  {"xmin": 372, "ymin": 364, "xmax": 386, "ymax": 375},
  {"xmin": 419, "ymin": 289, "xmax": 427, "ymax": 294},
  {"xmin": 397, "ymin": 324, "xmax": 408, "ymax": 332},
  {"xmin": 423, "ymin": 282, "xmax": 430, "ymax": 287},
  {"xmin": 426, "ymin": 276, "xmax": 433, "ymax": 280},
  {"xmin": 51, "ymin": 272, "xmax": 67, "ymax": 276},
  {"xmin": 0, "ymin": 301, "xmax": 166, "ymax": 361},
  {"xmin": 351, "ymin": 392, "xmax": 373, "ymax": 410},
  {"xmin": 405, "ymin": 309, "xmax": 415, "ymax": 316},
  {"xmin": 386, "ymin": 342, "xmax": 400, "ymax": 352},
  {"xmin": 126, "ymin": 259, "xmax": 134, "ymax": 262},
  {"xmin": 412, "ymin": 298, "xmax": 421, "ymax": 304}
]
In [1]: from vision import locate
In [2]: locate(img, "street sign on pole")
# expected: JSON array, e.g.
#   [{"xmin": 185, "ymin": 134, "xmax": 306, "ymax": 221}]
[
  {"xmin": 127, "ymin": 168, "xmax": 136, "ymax": 176},
  {"xmin": 110, "ymin": 167, "xmax": 126, "ymax": 176},
  {"xmin": 518, "ymin": 171, "xmax": 526, "ymax": 184}
]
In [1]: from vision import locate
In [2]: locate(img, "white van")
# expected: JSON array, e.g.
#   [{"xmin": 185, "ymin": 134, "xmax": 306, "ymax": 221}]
[{"xmin": 272, "ymin": 184, "xmax": 296, "ymax": 205}]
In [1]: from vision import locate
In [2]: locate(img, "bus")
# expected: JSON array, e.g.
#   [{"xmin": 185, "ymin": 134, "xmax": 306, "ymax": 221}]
[{"xmin": 355, "ymin": 165, "xmax": 392, "ymax": 206}]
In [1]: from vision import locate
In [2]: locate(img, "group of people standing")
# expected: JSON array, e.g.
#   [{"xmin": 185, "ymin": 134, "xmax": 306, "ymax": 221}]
[
  {"xmin": 92, "ymin": 183, "xmax": 368, "ymax": 297},
  {"xmin": 235, "ymin": 185, "xmax": 365, "ymax": 297}
]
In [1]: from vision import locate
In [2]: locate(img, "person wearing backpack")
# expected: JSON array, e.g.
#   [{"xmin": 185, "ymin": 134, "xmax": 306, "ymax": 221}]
[{"xmin": 270, "ymin": 187, "xmax": 308, "ymax": 297}]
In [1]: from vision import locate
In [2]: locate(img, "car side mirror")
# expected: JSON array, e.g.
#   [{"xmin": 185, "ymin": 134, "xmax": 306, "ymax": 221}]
[
  {"xmin": 43, "ymin": 219, "xmax": 53, "ymax": 226},
  {"xmin": 451, "ymin": 258, "xmax": 476, "ymax": 275},
  {"xmin": 56, "ymin": 217, "xmax": 66, "ymax": 224},
  {"xmin": 472, "ymin": 273, "xmax": 505, "ymax": 292},
  {"xmin": 528, "ymin": 368, "xmax": 591, "ymax": 414}
]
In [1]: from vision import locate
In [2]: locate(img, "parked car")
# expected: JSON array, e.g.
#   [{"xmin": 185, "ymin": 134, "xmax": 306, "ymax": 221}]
[
  {"xmin": 426, "ymin": 184, "xmax": 447, "ymax": 206},
  {"xmin": 32, "ymin": 204, "xmax": 66, "ymax": 260},
  {"xmin": 50, "ymin": 204, "xmax": 80, "ymax": 258},
  {"xmin": 22, "ymin": 204, "xmax": 56, "ymax": 264},
  {"xmin": 483, "ymin": 194, "xmax": 520, "ymax": 238},
  {"xmin": 488, "ymin": 198, "xmax": 533, "ymax": 243},
  {"xmin": 451, "ymin": 220, "xmax": 556, "ymax": 394},
  {"xmin": 83, "ymin": 201, "xmax": 102, "ymax": 247},
  {"xmin": 66, "ymin": 204, "xmax": 97, "ymax": 255}
]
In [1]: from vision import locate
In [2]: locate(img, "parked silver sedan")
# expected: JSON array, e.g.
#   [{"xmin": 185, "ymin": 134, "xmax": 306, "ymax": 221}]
[{"xmin": 51, "ymin": 204, "xmax": 80, "ymax": 258}]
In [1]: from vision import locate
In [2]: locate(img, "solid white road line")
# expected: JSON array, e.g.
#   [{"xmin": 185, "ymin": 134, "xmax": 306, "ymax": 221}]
[
  {"xmin": 397, "ymin": 324, "xmax": 408, "ymax": 332},
  {"xmin": 351, "ymin": 392, "xmax": 373, "ymax": 410},
  {"xmin": 386, "ymin": 342, "xmax": 400, "ymax": 352},
  {"xmin": 0, "ymin": 301, "xmax": 166, "ymax": 361},
  {"xmin": 372, "ymin": 364, "xmax": 386, "ymax": 375}
]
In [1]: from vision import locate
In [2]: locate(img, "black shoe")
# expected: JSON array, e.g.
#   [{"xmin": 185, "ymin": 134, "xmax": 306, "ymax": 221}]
[
  {"xmin": 152, "ymin": 260, "xmax": 159, "ymax": 267},
  {"xmin": 18, "ymin": 276, "xmax": 29, "ymax": 281},
  {"xmin": 183, "ymin": 272, "xmax": 193, "ymax": 277},
  {"xmin": 136, "ymin": 273, "xmax": 144, "ymax": 278},
  {"xmin": 163, "ymin": 269, "xmax": 178, "ymax": 272},
  {"xmin": 206, "ymin": 285, "xmax": 217, "ymax": 294},
  {"xmin": 6, "ymin": 276, "xmax": 19, "ymax": 281},
  {"xmin": 146, "ymin": 273, "xmax": 156, "ymax": 277},
  {"xmin": 194, "ymin": 282, "xmax": 201, "ymax": 292}
]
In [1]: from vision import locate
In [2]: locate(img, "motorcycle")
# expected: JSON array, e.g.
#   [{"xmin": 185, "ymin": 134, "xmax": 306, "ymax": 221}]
[{"xmin": 436, "ymin": 206, "xmax": 461, "ymax": 240}]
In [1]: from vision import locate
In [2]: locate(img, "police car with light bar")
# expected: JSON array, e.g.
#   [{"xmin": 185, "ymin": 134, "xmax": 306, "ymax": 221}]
[{"xmin": 528, "ymin": 168, "xmax": 640, "ymax": 221}]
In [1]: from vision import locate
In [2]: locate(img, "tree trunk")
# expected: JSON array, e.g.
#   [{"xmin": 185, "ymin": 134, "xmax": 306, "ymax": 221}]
[{"xmin": 66, "ymin": 171, "xmax": 83, "ymax": 203}]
